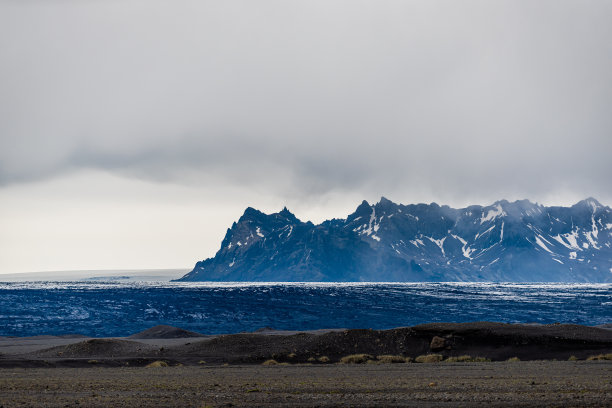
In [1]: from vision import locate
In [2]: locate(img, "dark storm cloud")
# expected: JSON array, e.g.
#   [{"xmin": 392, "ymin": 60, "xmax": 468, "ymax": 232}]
[{"xmin": 1, "ymin": 0, "xmax": 611, "ymax": 204}]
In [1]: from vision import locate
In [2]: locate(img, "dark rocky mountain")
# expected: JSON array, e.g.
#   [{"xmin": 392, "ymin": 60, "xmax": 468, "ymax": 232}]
[{"xmin": 177, "ymin": 198, "xmax": 612, "ymax": 282}]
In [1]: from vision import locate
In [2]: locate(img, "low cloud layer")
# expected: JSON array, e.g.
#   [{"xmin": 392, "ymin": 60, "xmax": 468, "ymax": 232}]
[{"xmin": 2, "ymin": 0, "xmax": 611, "ymax": 205}]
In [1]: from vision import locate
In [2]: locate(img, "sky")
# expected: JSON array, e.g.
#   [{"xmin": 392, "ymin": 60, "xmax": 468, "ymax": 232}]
[{"xmin": 1, "ymin": 0, "xmax": 611, "ymax": 274}]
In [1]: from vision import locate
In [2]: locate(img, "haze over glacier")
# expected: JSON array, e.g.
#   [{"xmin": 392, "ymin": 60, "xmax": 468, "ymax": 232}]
[{"xmin": 179, "ymin": 198, "xmax": 612, "ymax": 283}]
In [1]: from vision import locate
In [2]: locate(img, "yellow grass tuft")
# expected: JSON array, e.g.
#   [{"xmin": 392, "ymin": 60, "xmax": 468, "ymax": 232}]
[
  {"xmin": 415, "ymin": 354, "xmax": 444, "ymax": 363},
  {"xmin": 586, "ymin": 353, "xmax": 612, "ymax": 361},
  {"xmin": 506, "ymin": 357, "xmax": 521, "ymax": 362},
  {"xmin": 376, "ymin": 355, "xmax": 407, "ymax": 364},
  {"xmin": 317, "ymin": 356, "xmax": 330, "ymax": 363},
  {"xmin": 339, "ymin": 354, "xmax": 374, "ymax": 364},
  {"xmin": 145, "ymin": 360, "xmax": 169, "ymax": 368},
  {"xmin": 444, "ymin": 355, "xmax": 474, "ymax": 363},
  {"xmin": 262, "ymin": 359, "xmax": 279, "ymax": 365}
]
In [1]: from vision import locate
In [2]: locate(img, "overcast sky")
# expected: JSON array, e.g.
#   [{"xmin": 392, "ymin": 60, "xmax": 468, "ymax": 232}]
[{"xmin": 1, "ymin": 0, "xmax": 611, "ymax": 274}]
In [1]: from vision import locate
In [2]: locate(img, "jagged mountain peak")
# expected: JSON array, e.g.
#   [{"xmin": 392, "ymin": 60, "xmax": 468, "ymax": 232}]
[
  {"xmin": 180, "ymin": 198, "xmax": 612, "ymax": 283},
  {"xmin": 276, "ymin": 206, "xmax": 300, "ymax": 223},
  {"xmin": 574, "ymin": 197, "xmax": 604, "ymax": 212},
  {"xmin": 347, "ymin": 200, "xmax": 373, "ymax": 223},
  {"xmin": 239, "ymin": 207, "xmax": 266, "ymax": 222}
]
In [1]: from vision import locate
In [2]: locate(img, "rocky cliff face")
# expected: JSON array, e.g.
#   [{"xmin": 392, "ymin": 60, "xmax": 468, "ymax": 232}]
[{"xmin": 178, "ymin": 198, "xmax": 612, "ymax": 282}]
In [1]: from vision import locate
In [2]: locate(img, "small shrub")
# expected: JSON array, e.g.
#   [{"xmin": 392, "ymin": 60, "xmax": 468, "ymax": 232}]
[
  {"xmin": 444, "ymin": 355, "xmax": 492, "ymax": 363},
  {"xmin": 146, "ymin": 360, "xmax": 169, "ymax": 368},
  {"xmin": 376, "ymin": 355, "xmax": 407, "ymax": 364},
  {"xmin": 415, "ymin": 354, "xmax": 444, "ymax": 363},
  {"xmin": 506, "ymin": 357, "xmax": 521, "ymax": 362},
  {"xmin": 444, "ymin": 355, "xmax": 469, "ymax": 362},
  {"xmin": 568, "ymin": 355, "xmax": 578, "ymax": 361},
  {"xmin": 586, "ymin": 353, "xmax": 612, "ymax": 361},
  {"xmin": 404, "ymin": 356, "xmax": 414, "ymax": 363},
  {"xmin": 317, "ymin": 356, "xmax": 330, "ymax": 363},
  {"xmin": 339, "ymin": 354, "xmax": 374, "ymax": 364},
  {"xmin": 262, "ymin": 359, "xmax": 279, "ymax": 365},
  {"xmin": 287, "ymin": 353, "xmax": 297, "ymax": 359},
  {"xmin": 198, "ymin": 360, "xmax": 206, "ymax": 365},
  {"xmin": 87, "ymin": 359, "xmax": 99, "ymax": 365},
  {"xmin": 307, "ymin": 357, "xmax": 316, "ymax": 362}
]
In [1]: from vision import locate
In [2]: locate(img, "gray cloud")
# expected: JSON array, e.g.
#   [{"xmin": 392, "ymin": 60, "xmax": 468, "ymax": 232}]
[{"xmin": 1, "ymin": 0, "xmax": 611, "ymax": 205}]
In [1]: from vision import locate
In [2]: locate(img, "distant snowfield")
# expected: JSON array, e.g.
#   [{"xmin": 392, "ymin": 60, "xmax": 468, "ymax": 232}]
[{"xmin": 0, "ymin": 269, "xmax": 188, "ymax": 282}]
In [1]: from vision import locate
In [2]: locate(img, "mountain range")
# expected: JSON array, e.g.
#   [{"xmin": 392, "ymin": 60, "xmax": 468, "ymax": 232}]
[{"xmin": 177, "ymin": 198, "xmax": 612, "ymax": 282}]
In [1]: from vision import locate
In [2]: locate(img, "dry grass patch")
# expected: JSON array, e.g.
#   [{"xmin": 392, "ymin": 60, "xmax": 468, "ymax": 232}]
[
  {"xmin": 317, "ymin": 356, "xmax": 330, "ymax": 363},
  {"xmin": 586, "ymin": 353, "xmax": 612, "ymax": 361},
  {"xmin": 262, "ymin": 359, "xmax": 279, "ymax": 365},
  {"xmin": 506, "ymin": 357, "xmax": 520, "ymax": 362},
  {"xmin": 444, "ymin": 355, "xmax": 473, "ymax": 363},
  {"xmin": 145, "ymin": 360, "xmax": 169, "ymax": 368},
  {"xmin": 339, "ymin": 354, "xmax": 374, "ymax": 364},
  {"xmin": 568, "ymin": 355, "xmax": 578, "ymax": 361},
  {"xmin": 376, "ymin": 355, "xmax": 407, "ymax": 364},
  {"xmin": 415, "ymin": 354, "xmax": 444, "ymax": 363}
]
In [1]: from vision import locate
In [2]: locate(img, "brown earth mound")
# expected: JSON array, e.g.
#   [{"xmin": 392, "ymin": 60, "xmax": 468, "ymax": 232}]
[{"xmin": 128, "ymin": 325, "xmax": 205, "ymax": 339}]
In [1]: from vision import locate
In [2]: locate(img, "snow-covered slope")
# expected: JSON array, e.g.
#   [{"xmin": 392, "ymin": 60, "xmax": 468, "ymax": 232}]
[{"xmin": 178, "ymin": 198, "xmax": 612, "ymax": 282}]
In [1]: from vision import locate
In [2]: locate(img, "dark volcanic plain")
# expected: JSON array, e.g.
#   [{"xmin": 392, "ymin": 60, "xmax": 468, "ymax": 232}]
[
  {"xmin": 2, "ymin": 362, "xmax": 611, "ymax": 407},
  {"xmin": 1, "ymin": 323, "xmax": 611, "ymax": 407}
]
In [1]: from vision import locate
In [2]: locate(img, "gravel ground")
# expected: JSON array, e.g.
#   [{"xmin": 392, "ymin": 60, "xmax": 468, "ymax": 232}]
[{"xmin": 0, "ymin": 361, "xmax": 610, "ymax": 407}]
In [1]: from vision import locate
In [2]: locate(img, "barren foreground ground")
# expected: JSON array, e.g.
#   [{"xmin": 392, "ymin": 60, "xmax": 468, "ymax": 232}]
[{"xmin": 1, "ymin": 361, "xmax": 611, "ymax": 407}]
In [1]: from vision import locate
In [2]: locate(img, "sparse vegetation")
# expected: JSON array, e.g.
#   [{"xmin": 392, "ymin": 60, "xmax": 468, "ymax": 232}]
[
  {"xmin": 376, "ymin": 355, "xmax": 407, "ymax": 364},
  {"xmin": 444, "ymin": 355, "xmax": 473, "ymax": 363},
  {"xmin": 198, "ymin": 360, "xmax": 206, "ymax": 365},
  {"xmin": 506, "ymin": 357, "xmax": 520, "ymax": 362},
  {"xmin": 145, "ymin": 360, "xmax": 169, "ymax": 368},
  {"xmin": 586, "ymin": 353, "xmax": 612, "ymax": 361},
  {"xmin": 262, "ymin": 359, "xmax": 279, "ymax": 365},
  {"xmin": 317, "ymin": 356, "xmax": 330, "ymax": 363},
  {"xmin": 415, "ymin": 354, "xmax": 444, "ymax": 363},
  {"xmin": 443, "ymin": 355, "xmax": 491, "ymax": 362},
  {"xmin": 287, "ymin": 353, "xmax": 297, "ymax": 359},
  {"xmin": 568, "ymin": 355, "xmax": 578, "ymax": 361},
  {"xmin": 339, "ymin": 354, "xmax": 374, "ymax": 364}
]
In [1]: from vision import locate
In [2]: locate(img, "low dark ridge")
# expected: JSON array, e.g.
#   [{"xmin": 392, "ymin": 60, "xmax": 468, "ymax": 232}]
[
  {"xmin": 128, "ymin": 325, "xmax": 206, "ymax": 339},
  {"xmin": 7, "ymin": 322, "xmax": 611, "ymax": 367}
]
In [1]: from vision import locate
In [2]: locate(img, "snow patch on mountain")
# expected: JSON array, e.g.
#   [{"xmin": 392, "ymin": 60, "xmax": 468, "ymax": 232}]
[
  {"xmin": 535, "ymin": 235, "xmax": 554, "ymax": 253},
  {"xmin": 427, "ymin": 237, "xmax": 446, "ymax": 257},
  {"xmin": 480, "ymin": 204, "xmax": 506, "ymax": 224}
]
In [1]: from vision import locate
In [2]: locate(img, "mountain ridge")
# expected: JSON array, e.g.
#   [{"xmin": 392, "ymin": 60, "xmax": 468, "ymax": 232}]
[{"xmin": 177, "ymin": 198, "xmax": 612, "ymax": 282}]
